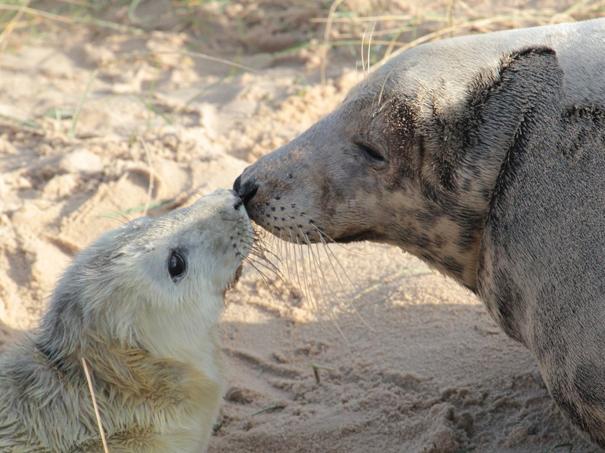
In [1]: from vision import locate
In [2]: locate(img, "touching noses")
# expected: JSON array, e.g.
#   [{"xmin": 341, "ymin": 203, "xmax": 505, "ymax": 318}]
[{"xmin": 233, "ymin": 175, "xmax": 258, "ymax": 206}]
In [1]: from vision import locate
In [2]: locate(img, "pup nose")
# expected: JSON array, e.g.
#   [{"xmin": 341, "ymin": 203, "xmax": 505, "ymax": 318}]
[{"xmin": 233, "ymin": 176, "xmax": 258, "ymax": 205}]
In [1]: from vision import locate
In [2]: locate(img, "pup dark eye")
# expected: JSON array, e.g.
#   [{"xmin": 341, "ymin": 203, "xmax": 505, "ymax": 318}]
[
  {"xmin": 168, "ymin": 250, "xmax": 187, "ymax": 281},
  {"xmin": 356, "ymin": 142, "xmax": 386, "ymax": 163}
]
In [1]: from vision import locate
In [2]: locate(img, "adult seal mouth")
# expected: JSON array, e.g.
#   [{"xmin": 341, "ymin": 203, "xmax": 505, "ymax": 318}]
[{"xmin": 234, "ymin": 19, "xmax": 605, "ymax": 448}]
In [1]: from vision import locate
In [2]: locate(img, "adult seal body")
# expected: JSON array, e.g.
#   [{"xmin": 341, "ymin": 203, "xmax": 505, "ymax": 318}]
[
  {"xmin": 234, "ymin": 19, "xmax": 605, "ymax": 446},
  {"xmin": 0, "ymin": 189, "xmax": 251, "ymax": 452}
]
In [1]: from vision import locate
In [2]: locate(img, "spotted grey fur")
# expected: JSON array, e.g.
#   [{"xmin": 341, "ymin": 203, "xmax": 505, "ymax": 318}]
[{"xmin": 235, "ymin": 19, "xmax": 605, "ymax": 447}]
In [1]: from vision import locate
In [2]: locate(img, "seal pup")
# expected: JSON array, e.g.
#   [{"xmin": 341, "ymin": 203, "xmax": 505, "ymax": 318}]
[
  {"xmin": 233, "ymin": 19, "xmax": 605, "ymax": 446},
  {"xmin": 0, "ymin": 189, "xmax": 251, "ymax": 452}
]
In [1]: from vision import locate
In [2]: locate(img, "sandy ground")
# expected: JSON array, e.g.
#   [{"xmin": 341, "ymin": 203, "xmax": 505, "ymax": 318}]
[{"xmin": 0, "ymin": 2, "xmax": 602, "ymax": 452}]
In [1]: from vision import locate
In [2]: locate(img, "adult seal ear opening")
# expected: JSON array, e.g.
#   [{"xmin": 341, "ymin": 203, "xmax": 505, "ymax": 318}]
[{"xmin": 234, "ymin": 19, "xmax": 605, "ymax": 447}]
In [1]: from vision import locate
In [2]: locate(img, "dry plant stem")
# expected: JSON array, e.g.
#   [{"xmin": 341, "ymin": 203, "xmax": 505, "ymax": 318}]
[
  {"xmin": 70, "ymin": 69, "xmax": 98, "ymax": 139},
  {"xmin": 379, "ymin": 13, "xmax": 556, "ymax": 65},
  {"xmin": 312, "ymin": 14, "xmax": 415, "ymax": 23},
  {"xmin": 360, "ymin": 28, "xmax": 366, "ymax": 73},
  {"xmin": 0, "ymin": 0, "xmax": 30, "ymax": 52},
  {"xmin": 447, "ymin": 0, "xmax": 457, "ymax": 35},
  {"xmin": 0, "ymin": 4, "xmax": 140, "ymax": 33},
  {"xmin": 321, "ymin": 0, "xmax": 346, "ymax": 85},
  {"xmin": 81, "ymin": 357, "xmax": 110, "ymax": 453},
  {"xmin": 138, "ymin": 138, "xmax": 155, "ymax": 216},
  {"xmin": 55, "ymin": 0, "xmax": 90, "ymax": 6},
  {"xmin": 366, "ymin": 22, "xmax": 376, "ymax": 74},
  {"xmin": 117, "ymin": 50, "xmax": 257, "ymax": 73}
]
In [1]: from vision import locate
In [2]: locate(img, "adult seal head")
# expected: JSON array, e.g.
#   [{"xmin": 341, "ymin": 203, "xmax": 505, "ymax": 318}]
[
  {"xmin": 234, "ymin": 19, "xmax": 605, "ymax": 447},
  {"xmin": 0, "ymin": 189, "xmax": 251, "ymax": 452}
]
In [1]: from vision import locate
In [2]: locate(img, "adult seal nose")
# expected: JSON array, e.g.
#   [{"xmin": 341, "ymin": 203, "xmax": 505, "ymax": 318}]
[{"xmin": 233, "ymin": 175, "xmax": 258, "ymax": 205}]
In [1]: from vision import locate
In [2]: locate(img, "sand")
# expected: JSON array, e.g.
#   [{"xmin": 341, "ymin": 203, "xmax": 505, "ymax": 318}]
[{"xmin": 0, "ymin": 2, "xmax": 601, "ymax": 452}]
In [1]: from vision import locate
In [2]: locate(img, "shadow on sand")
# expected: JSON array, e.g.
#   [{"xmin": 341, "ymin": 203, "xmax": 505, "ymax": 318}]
[{"xmin": 210, "ymin": 286, "xmax": 596, "ymax": 453}]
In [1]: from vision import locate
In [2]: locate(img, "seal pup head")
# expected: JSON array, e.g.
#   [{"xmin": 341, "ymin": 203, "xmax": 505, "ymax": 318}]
[
  {"xmin": 0, "ymin": 189, "xmax": 250, "ymax": 451},
  {"xmin": 37, "ymin": 189, "xmax": 251, "ymax": 364},
  {"xmin": 234, "ymin": 46, "xmax": 562, "ymax": 290}
]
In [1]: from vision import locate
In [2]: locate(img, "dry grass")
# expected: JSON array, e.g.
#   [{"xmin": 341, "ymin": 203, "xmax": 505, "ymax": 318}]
[
  {"xmin": 0, "ymin": 1, "xmax": 601, "ymax": 82},
  {"xmin": 0, "ymin": 1, "xmax": 601, "ymax": 96},
  {"xmin": 82, "ymin": 357, "xmax": 110, "ymax": 453},
  {"xmin": 316, "ymin": 0, "xmax": 605, "ymax": 74}
]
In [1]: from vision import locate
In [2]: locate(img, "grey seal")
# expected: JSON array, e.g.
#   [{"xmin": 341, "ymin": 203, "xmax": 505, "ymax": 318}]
[{"xmin": 234, "ymin": 19, "xmax": 605, "ymax": 446}]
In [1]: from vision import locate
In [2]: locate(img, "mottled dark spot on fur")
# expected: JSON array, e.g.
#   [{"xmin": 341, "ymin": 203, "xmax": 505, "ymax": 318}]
[
  {"xmin": 420, "ymin": 182, "xmax": 440, "ymax": 204},
  {"xmin": 420, "ymin": 252, "xmax": 434, "ymax": 263},
  {"xmin": 416, "ymin": 134, "xmax": 427, "ymax": 169},
  {"xmin": 575, "ymin": 362, "xmax": 605, "ymax": 404},
  {"xmin": 436, "ymin": 158, "xmax": 456, "ymax": 191},
  {"xmin": 456, "ymin": 231, "xmax": 477, "ymax": 250},
  {"xmin": 389, "ymin": 100, "xmax": 416, "ymax": 142},
  {"xmin": 462, "ymin": 178, "xmax": 472, "ymax": 192},
  {"xmin": 415, "ymin": 209, "xmax": 441, "ymax": 227},
  {"xmin": 319, "ymin": 178, "xmax": 345, "ymax": 218},
  {"xmin": 560, "ymin": 105, "xmax": 605, "ymax": 160},
  {"xmin": 416, "ymin": 235, "xmax": 433, "ymax": 249},
  {"xmin": 434, "ymin": 234, "xmax": 445, "ymax": 249},
  {"xmin": 491, "ymin": 270, "xmax": 524, "ymax": 343},
  {"xmin": 455, "ymin": 214, "xmax": 483, "ymax": 249},
  {"xmin": 443, "ymin": 256, "xmax": 464, "ymax": 276},
  {"xmin": 551, "ymin": 385, "xmax": 587, "ymax": 430}
]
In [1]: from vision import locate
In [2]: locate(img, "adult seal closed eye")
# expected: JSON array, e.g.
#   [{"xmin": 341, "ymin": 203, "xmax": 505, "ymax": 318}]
[
  {"xmin": 234, "ymin": 19, "xmax": 605, "ymax": 447},
  {"xmin": 0, "ymin": 189, "xmax": 251, "ymax": 452}
]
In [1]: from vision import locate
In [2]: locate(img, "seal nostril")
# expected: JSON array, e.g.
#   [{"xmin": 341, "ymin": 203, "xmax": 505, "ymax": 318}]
[
  {"xmin": 233, "ymin": 175, "xmax": 242, "ymax": 193},
  {"xmin": 234, "ymin": 176, "xmax": 258, "ymax": 206},
  {"xmin": 240, "ymin": 181, "xmax": 258, "ymax": 205}
]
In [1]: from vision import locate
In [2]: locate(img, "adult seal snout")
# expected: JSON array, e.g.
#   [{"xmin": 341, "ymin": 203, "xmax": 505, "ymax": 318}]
[
  {"xmin": 0, "ymin": 189, "xmax": 251, "ymax": 452},
  {"xmin": 235, "ymin": 19, "xmax": 605, "ymax": 447}
]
